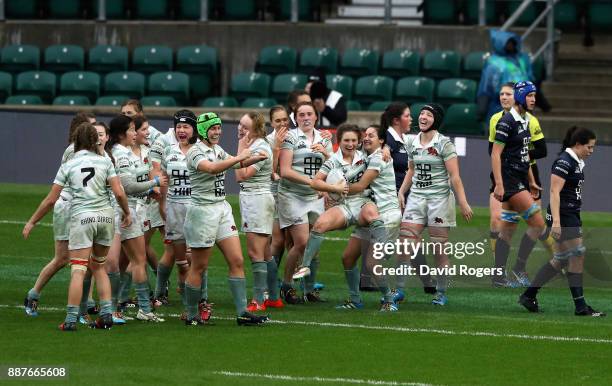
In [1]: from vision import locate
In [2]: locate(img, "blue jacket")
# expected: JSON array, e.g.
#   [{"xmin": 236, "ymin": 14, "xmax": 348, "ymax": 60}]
[{"xmin": 477, "ymin": 30, "xmax": 534, "ymax": 121}]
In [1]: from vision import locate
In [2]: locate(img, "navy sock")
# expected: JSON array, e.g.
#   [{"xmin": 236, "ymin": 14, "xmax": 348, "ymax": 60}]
[
  {"xmin": 494, "ymin": 238, "xmax": 511, "ymax": 278},
  {"xmin": 514, "ymin": 234, "xmax": 537, "ymax": 272},
  {"xmin": 524, "ymin": 262, "xmax": 558, "ymax": 298},
  {"xmin": 567, "ymin": 272, "xmax": 586, "ymax": 310}
]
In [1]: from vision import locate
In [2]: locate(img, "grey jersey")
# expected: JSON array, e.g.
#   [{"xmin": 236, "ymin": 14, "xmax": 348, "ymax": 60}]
[
  {"xmin": 406, "ymin": 132, "xmax": 457, "ymax": 198},
  {"xmin": 186, "ymin": 141, "xmax": 232, "ymax": 205},
  {"xmin": 161, "ymin": 143, "xmax": 191, "ymax": 203},
  {"xmin": 59, "ymin": 144, "xmax": 76, "ymax": 199},
  {"xmin": 150, "ymin": 128, "xmax": 176, "ymax": 165},
  {"xmin": 320, "ymin": 149, "xmax": 368, "ymax": 204},
  {"xmin": 278, "ymin": 128, "xmax": 333, "ymax": 198},
  {"xmin": 240, "ymin": 138, "xmax": 272, "ymax": 195},
  {"xmin": 133, "ymin": 144, "xmax": 152, "ymax": 204},
  {"xmin": 365, "ymin": 149, "xmax": 399, "ymax": 214},
  {"xmin": 53, "ymin": 150, "xmax": 115, "ymax": 216},
  {"xmin": 112, "ymin": 144, "xmax": 150, "ymax": 206}
]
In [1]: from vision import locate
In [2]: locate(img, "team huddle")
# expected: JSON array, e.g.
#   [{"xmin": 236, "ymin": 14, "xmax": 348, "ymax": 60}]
[{"xmin": 21, "ymin": 80, "xmax": 604, "ymax": 332}]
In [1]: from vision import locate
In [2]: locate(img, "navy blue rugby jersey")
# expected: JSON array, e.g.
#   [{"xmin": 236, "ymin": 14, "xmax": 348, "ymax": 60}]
[
  {"xmin": 551, "ymin": 149, "xmax": 584, "ymax": 212},
  {"xmin": 494, "ymin": 108, "xmax": 531, "ymax": 173}
]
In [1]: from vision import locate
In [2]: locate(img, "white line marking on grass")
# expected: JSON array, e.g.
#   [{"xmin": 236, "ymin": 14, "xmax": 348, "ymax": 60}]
[
  {"xmin": 0, "ymin": 220, "xmax": 53, "ymax": 227},
  {"xmin": 4, "ymin": 304, "xmax": 611, "ymax": 345},
  {"xmin": 213, "ymin": 370, "xmax": 435, "ymax": 386}
]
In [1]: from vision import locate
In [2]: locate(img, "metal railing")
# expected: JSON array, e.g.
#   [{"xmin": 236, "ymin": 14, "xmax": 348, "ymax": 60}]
[{"xmin": 500, "ymin": 0, "xmax": 560, "ymax": 81}]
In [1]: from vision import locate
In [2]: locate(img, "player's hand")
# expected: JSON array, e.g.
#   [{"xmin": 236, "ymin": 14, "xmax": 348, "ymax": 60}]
[
  {"xmin": 22, "ymin": 221, "xmax": 35, "ymax": 239},
  {"xmin": 275, "ymin": 126, "xmax": 288, "ymax": 146},
  {"xmin": 530, "ymin": 182, "xmax": 542, "ymax": 199},
  {"xmin": 550, "ymin": 221, "xmax": 561, "ymax": 240},
  {"xmin": 381, "ymin": 146, "xmax": 392, "ymax": 162},
  {"xmin": 156, "ymin": 175, "xmax": 168, "ymax": 187},
  {"xmin": 493, "ymin": 184, "xmax": 504, "ymax": 202},
  {"xmin": 238, "ymin": 148, "xmax": 252, "ymax": 161},
  {"xmin": 459, "ymin": 201, "xmax": 473, "ymax": 222},
  {"xmin": 398, "ymin": 192, "xmax": 406, "ymax": 212},
  {"xmin": 271, "ymin": 172, "xmax": 281, "ymax": 181},
  {"xmin": 320, "ymin": 129, "xmax": 332, "ymax": 141},
  {"xmin": 121, "ymin": 212, "xmax": 132, "ymax": 228},
  {"xmin": 311, "ymin": 143, "xmax": 328, "ymax": 158},
  {"xmin": 335, "ymin": 179, "xmax": 348, "ymax": 196}
]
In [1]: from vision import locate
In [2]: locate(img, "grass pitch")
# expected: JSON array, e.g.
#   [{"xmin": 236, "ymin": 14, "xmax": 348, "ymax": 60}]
[{"xmin": 1, "ymin": 183, "xmax": 612, "ymax": 385}]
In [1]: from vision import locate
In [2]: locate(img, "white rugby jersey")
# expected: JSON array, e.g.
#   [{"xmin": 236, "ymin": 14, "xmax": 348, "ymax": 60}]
[{"xmin": 161, "ymin": 143, "xmax": 191, "ymax": 204}]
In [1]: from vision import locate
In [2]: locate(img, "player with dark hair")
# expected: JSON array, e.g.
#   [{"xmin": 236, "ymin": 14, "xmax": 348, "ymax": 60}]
[
  {"xmin": 490, "ymin": 81, "xmax": 546, "ymax": 287},
  {"xmin": 182, "ymin": 112, "xmax": 268, "ymax": 326},
  {"xmin": 519, "ymin": 127, "xmax": 604, "ymax": 317},
  {"xmin": 398, "ymin": 103, "xmax": 473, "ymax": 306},
  {"xmin": 109, "ymin": 115, "xmax": 168, "ymax": 322}
]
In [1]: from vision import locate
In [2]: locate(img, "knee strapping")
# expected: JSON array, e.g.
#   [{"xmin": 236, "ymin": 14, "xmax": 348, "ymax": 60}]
[
  {"xmin": 522, "ymin": 203, "xmax": 541, "ymax": 220},
  {"xmin": 567, "ymin": 244, "xmax": 586, "ymax": 259},
  {"xmin": 501, "ymin": 210, "xmax": 520, "ymax": 223},
  {"xmin": 176, "ymin": 260, "xmax": 189, "ymax": 268},
  {"xmin": 91, "ymin": 255, "xmax": 106, "ymax": 264},
  {"xmin": 399, "ymin": 228, "xmax": 420, "ymax": 240},
  {"xmin": 70, "ymin": 258, "xmax": 89, "ymax": 273}
]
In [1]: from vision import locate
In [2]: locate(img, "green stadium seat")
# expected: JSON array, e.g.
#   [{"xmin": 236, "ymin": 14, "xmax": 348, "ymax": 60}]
[
  {"xmin": 354, "ymin": 75, "xmax": 394, "ymax": 105},
  {"xmin": 132, "ymin": 45, "xmax": 173, "ymax": 74},
  {"xmin": 1, "ymin": 45, "xmax": 40, "ymax": 73},
  {"xmin": 0, "ymin": 72, "xmax": 13, "ymax": 102},
  {"xmin": 176, "ymin": 45, "xmax": 217, "ymax": 102},
  {"xmin": 95, "ymin": 95, "xmax": 129, "ymax": 106},
  {"xmin": 423, "ymin": 0, "xmax": 457, "ymax": 24},
  {"xmin": 60, "ymin": 71, "xmax": 101, "ymax": 103},
  {"xmin": 6, "ymin": 0, "xmax": 38, "ymax": 18},
  {"xmin": 436, "ymin": 78, "xmax": 477, "ymax": 106},
  {"xmin": 395, "ymin": 76, "xmax": 435, "ymax": 105},
  {"xmin": 176, "ymin": 45, "xmax": 218, "ymax": 75},
  {"xmin": 88, "ymin": 45, "xmax": 129, "ymax": 73},
  {"xmin": 179, "ymin": 0, "xmax": 210, "ymax": 20},
  {"xmin": 271, "ymin": 73, "xmax": 308, "ymax": 103},
  {"xmin": 5, "ymin": 95, "xmax": 43, "ymax": 105},
  {"xmin": 368, "ymin": 101, "xmax": 393, "ymax": 111},
  {"xmin": 346, "ymin": 100, "xmax": 361, "ymax": 111},
  {"xmin": 201, "ymin": 97, "xmax": 239, "ymax": 108},
  {"xmin": 340, "ymin": 48, "xmax": 379, "ymax": 77},
  {"xmin": 442, "ymin": 103, "xmax": 482, "ymax": 135},
  {"xmin": 95, "ymin": 0, "xmax": 125, "ymax": 19},
  {"xmin": 141, "ymin": 96, "xmax": 177, "ymax": 107},
  {"xmin": 279, "ymin": 0, "xmax": 313, "ymax": 21},
  {"xmin": 409, "ymin": 102, "xmax": 428, "ymax": 129},
  {"xmin": 554, "ymin": 0, "xmax": 578, "ymax": 29},
  {"xmin": 224, "ymin": 0, "xmax": 257, "ymax": 20},
  {"xmin": 465, "ymin": 0, "xmax": 496, "ymax": 25},
  {"xmin": 230, "ymin": 72, "xmax": 271, "ymax": 101},
  {"xmin": 326, "ymin": 74, "xmax": 354, "ymax": 100},
  {"xmin": 462, "ymin": 51, "xmax": 489, "ymax": 80},
  {"xmin": 44, "ymin": 45, "xmax": 84, "ymax": 73},
  {"xmin": 53, "ymin": 95, "xmax": 91, "ymax": 106},
  {"xmin": 49, "ymin": 0, "xmax": 80, "ymax": 18},
  {"xmin": 380, "ymin": 49, "xmax": 420, "ymax": 78},
  {"xmin": 299, "ymin": 47, "xmax": 338, "ymax": 74},
  {"xmin": 242, "ymin": 98, "xmax": 277, "ymax": 109},
  {"xmin": 16, "ymin": 71, "xmax": 56, "ymax": 102},
  {"xmin": 148, "ymin": 72, "xmax": 190, "ymax": 105},
  {"xmin": 104, "ymin": 72, "xmax": 146, "ymax": 98},
  {"xmin": 507, "ymin": 1, "xmax": 539, "ymax": 27},
  {"xmin": 422, "ymin": 50, "xmax": 461, "ymax": 79},
  {"xmin": 589, "ymin": 1, "xmax": 612, "ymax": 31},
  {"xmin": 256, "ymin": 46, "xmax": 297, "ymax": 75},
  {"xmin": 135, "ymin": 0, "xmax": 167, "ymax": 19}
]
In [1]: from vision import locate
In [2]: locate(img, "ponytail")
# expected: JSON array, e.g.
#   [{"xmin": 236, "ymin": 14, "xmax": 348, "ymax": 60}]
[
  {"xmin": 380, "ymin": 102, "xmax": 408, "ymax": 130},
  {"xmin": 560, "ymin": 126, "xmax": 596, "ymax": 154}
]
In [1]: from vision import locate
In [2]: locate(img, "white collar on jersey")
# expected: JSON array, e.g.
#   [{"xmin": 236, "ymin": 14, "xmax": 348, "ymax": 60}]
[
  {"xmin": 565, "ymin": 148, "xmax": 585, "ymax": 171},
  {"xmin": 294, "ymin": 127, "xmax": 324, "ymax": 144},
  {"xmin": 509, "ymin": 107, "xmax": 530, "ymax": 128},
  {"xmin": 387, "ymin": 126, "xmax": 412, "ymax": 144},
  {"xmin": 332, "ymin": 148, "xmax": 364, "ymax": 166},
  {"xmin": 413, "ymin": 131, "xmax": 440, "ymax": 149}
]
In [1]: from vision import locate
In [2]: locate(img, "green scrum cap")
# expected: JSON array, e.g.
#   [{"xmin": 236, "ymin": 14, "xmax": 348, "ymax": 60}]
[{"xmin": 196, "ymin": 112, "xmax": 222, "ymax": 140}]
